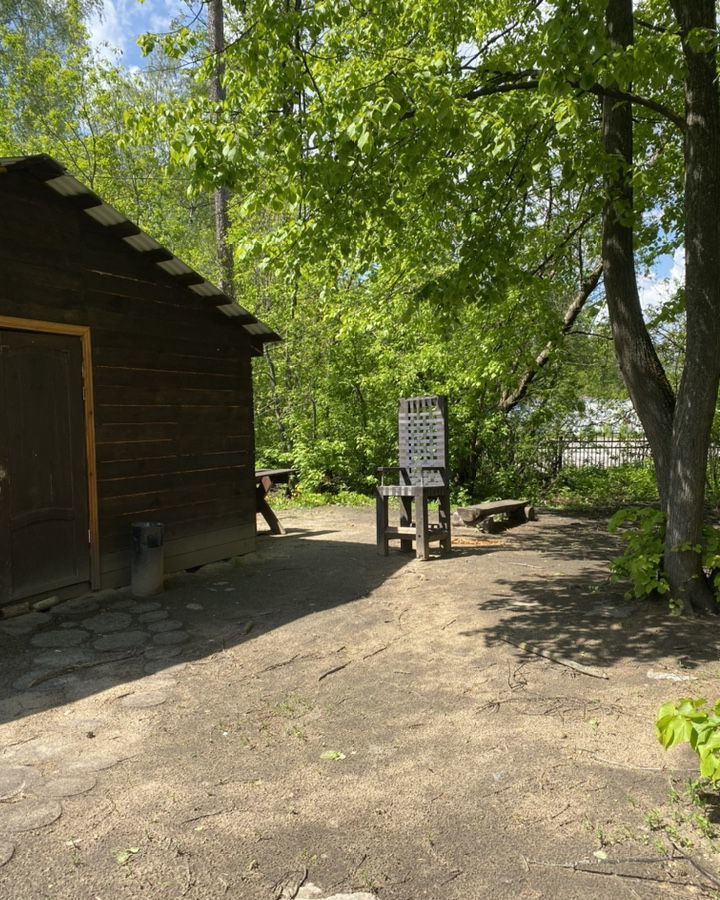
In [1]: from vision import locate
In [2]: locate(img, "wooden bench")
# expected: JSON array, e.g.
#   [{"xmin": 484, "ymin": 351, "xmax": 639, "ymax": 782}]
[{"xmin": 452, "ymin": 499, "xmax": 536, "ymax": 531}]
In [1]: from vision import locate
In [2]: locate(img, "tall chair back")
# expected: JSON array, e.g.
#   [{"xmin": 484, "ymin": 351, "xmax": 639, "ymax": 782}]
[{"xmin": 398, "ymin": 395, "xmax": 449, "ymax": 487}]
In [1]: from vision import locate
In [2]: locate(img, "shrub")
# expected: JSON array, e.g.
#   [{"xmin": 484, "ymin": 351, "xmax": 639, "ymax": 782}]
[
  {"xmin": 609, "ymin": 508, "xmax": 720, "ymax": 609},
  {"xmin": 543, "ymin": 464, "xmax": 658, "ymax": 509},
  {"xmin": 608, "ymin": 507, "xmax": 669, "ymax": 600}
]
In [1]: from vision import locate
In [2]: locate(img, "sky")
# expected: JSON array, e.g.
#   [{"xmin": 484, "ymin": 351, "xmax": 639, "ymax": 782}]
[
  {"xmin": 637, "ymin": 246, "xmax": 684, "ymax": 311},
  {"xmin": 87, "ymin": 0, "xmax": 192, "ymax": 69}
]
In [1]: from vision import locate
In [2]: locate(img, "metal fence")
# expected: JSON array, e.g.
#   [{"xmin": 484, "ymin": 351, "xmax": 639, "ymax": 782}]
[
  {"xmin": 539, "ymin": 436, "xmax": 651, "ymax": 472},
  {"xmin": 539, "ymin": 435, "xmax": 720, "ymax": 473}
]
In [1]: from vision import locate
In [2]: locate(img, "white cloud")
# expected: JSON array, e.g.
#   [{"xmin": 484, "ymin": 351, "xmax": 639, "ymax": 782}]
[
  {"xmin": 86, "ymin": 0, "xmax": 130, "ymax": 60},
  {"xmin": 637, "ymin": 246, "xmax": 684, "ymax": 311},
  {"xmin": 86, "ymin": 0, "xmax": 192, "ymax": 66}
]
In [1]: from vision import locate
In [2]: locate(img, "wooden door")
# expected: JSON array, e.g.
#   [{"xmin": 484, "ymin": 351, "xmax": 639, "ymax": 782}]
[{"xmin": 0, "ymin": 329, "xmax": 90, "ymax": 606}]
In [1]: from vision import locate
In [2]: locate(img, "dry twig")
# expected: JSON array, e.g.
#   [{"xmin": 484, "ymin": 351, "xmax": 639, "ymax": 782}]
[
  {"xmin": 318, "ymin": 662, "xmax": 350, "ymax": 681},
  {"xmin": 498, "ymin": 637, "xmax": 609, "ymax": 679}
]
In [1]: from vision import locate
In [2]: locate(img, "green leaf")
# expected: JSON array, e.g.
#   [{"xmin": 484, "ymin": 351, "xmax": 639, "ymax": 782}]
[
  {"xmin": 320, "ymin": 750, "xmax": 346, "ymax": 761},
  {"xmin": 114, "ymin": 848, "xmax": 140, "ymax": 865},
  {"xmin": 357, "ymin": 130, "xmax": 373, "ymax": 153}
]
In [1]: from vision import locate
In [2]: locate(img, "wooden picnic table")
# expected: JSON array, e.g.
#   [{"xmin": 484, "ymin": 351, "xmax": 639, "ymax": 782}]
[{"xmin": 255, "ymin": 468, "xmax": 297, "ymax": 535}]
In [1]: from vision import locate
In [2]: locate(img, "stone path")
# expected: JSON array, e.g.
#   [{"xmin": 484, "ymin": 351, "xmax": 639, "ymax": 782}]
[{"xmin": 0, "ymin": 588, "xmax": 193, "ymax": 867}]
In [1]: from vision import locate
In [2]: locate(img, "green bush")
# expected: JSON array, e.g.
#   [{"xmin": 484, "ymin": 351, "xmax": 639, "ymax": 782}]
[
  {"xmin": 609, "ymin": 508, "xmax": 720, "ymax": 609},
  {"xmin": 543, "ymin": 464, "xmax": 658, "ymax": 509},
  {"xmin": 273, "ymin": 488, "xmax": 374, "ymax": 509},
  {"xmin": 608, "ymin": 507, "xmax": 669, "ymax": 600}
]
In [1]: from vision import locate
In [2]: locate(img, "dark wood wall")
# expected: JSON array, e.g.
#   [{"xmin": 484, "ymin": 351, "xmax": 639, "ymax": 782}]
[{"xmin": 0, "ymin": 170, "xmax": 257, "ymax": 590}]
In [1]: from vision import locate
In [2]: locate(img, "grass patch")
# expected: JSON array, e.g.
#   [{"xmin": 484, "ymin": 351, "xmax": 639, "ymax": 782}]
[{"xmin": 271, "ymin": 488, "xmax": 374, "ymax": 510}]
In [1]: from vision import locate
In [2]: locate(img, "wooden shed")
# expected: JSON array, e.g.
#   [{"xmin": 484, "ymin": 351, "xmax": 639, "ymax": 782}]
[{"xmin": 0, "ymin": 154, "xmax": 280, "ymax": 611}]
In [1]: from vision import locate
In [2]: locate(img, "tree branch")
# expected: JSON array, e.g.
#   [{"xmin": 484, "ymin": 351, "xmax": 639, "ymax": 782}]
[
  {"xmin": 461, "ymin": 71, "xmax": 684, "ymax": 131},
  {"xmin": 499, "ymin": 261, "xmax": 603, "ymax": 413},
  {"xmin": 588, "ymin": 84, "xmax": 684, "ymax": 131}
]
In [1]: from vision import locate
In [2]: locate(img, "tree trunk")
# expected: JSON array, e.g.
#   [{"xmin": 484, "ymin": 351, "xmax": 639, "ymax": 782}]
[
  {"xmin": 207, "ymin": 0, "xmax": 235, "ymax": 298},
  {"xmin": 601, "ymin": 0, "xmax": 675, "ymax": 510},
  {"xmin": 602, "ymin": 0, "xmax": 720, "ymax": 614},
  {"xmin": 664, "ymin": 0, "xmax": 720, "ymax": 614}
]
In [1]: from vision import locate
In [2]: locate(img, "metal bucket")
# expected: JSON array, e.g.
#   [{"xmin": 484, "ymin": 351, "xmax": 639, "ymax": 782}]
[{"xmin": 131, "ymin": 522, "xmax": 164, "ymax": 597}]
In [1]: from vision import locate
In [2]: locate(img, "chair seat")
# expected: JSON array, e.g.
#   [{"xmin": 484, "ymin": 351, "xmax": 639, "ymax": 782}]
[
  {"xmin": 384, "ymin": 525, "xmax": 450, "ymax": 539},
  {"xmin": 377, "ymin": 484, "xmax": 448, "ymax": 498}
]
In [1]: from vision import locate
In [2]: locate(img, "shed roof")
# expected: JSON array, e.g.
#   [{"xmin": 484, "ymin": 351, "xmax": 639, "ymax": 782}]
[{"xmin": 0, "ymin": 154, "xmax": 280, "ymax": 348}]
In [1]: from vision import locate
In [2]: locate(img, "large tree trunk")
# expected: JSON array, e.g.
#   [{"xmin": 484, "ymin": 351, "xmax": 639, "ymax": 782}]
[
  {"xmin": 664, "ymin": 0, "xmax": 720, "ymax": 614},
  {"xmin": 207, "ymin": 0, "xmax": 235, "ymax": 298},
  {"xmin": 602, "ymin": 0, "xmax": 720, "ymax": 615},
  {"xmin": 601, "ymin": 0, "xmax": 675, "ymax": 510}
]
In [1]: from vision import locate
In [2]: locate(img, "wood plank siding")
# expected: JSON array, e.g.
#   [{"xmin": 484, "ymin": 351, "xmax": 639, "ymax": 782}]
[{"xmin": 0, "ymin": 163, "xmax": 272, "ymax": 602}]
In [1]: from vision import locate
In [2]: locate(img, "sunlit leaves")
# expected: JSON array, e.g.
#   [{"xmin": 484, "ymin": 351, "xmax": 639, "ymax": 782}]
[{"xmin": 657, "ymin": 698, "xmax": 720, "ymax": 781}]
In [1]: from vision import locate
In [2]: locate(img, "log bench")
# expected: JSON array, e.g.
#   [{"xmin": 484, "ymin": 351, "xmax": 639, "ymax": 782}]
[{"xmin": 452, "ymin": 499, "xmax": 536, "ymax": 531}]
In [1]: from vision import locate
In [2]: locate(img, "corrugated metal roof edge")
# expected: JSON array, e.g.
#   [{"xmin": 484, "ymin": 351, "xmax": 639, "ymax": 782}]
[{"xmin": 0, "ymin": 154, "xmax": 281, "ymax": 348}]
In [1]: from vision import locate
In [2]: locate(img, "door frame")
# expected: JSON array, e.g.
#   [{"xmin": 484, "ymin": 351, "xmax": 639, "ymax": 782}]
[{"xmin": 0, "ymin": 315, "xmax": 99, "ymax": 590}]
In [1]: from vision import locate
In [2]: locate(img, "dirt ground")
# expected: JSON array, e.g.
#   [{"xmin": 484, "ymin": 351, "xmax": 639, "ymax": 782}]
[{"xmin": 2, "ymin": 506, "xmax": 720, "ymax": 899}]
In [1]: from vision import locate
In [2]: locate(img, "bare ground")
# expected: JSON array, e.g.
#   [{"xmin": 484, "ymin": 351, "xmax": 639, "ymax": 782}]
[{"xmin": 1, "ymin": 507, "xmax": 720, "ymax": 899}]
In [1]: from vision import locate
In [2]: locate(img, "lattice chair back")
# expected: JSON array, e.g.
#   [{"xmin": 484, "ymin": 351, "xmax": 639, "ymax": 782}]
[{"xmin": 398, "ymin": 395, "xmax": 449, "ymax": 487}]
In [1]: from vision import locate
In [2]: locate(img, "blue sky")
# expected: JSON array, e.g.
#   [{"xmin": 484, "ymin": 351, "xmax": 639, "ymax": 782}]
[{"xmin": 87, "ymin": 0, "xmax": 194, "ymax": 69}]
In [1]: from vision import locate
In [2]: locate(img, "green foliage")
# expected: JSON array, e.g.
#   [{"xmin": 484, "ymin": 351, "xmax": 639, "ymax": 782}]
[
  {"xmin": 609, "ymin": 509, "xmax": 720, "ymax": 608},
  {"xmin": 273, "ymin": 490, "xmax": 373, "ymax": 510},
  {"xmin": 657, "ymin": 699, "xmax": 720, "ymax": 782},
  {"xmin": 127, "ymin": 0, "xmax": 676, "ymax": 511},
  {"xmin": 546, "ymin": 465, "xmax": 658, "ymax": 509},
  {"xmin": 609, "ymin": 507, "xmax": 669, "ymax": 600},
  {"xmin": 0, "ymin": 3, "xmax": 216, "ymax": 281}
]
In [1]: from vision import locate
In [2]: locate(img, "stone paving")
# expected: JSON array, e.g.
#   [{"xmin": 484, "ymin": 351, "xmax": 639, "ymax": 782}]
[
  {"xmin": 0, "ymin": 553, "xmax": 390, "ymax": 899},
  {"xmin": 0, "ymin": 588, "xmax": 191, "ymax": 866}
]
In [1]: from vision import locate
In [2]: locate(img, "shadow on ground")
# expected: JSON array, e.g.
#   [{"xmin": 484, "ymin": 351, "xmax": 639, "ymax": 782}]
[
  {"xmin": 470, "ymin": 517, "xmax": 718, "ymax": 670},
  {"xmin": 0, "ymin": 525, "xmax": 410, "ymax": 727}
]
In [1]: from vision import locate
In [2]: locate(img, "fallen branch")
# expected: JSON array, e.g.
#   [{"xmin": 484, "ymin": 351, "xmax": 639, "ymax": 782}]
[
  {"xmin": 180, "ymin": 809, "xmax": 227, "ymax": 825},
  {"xmin": 668, "ymin": 839, "xmax": 720, "ymax": 891},
  {"xmin": 575, "ymin": 747, "xmax": 693, "ymax": 772},
  {"xmin": 318, "ymin": 662, "xmax": 350, "ymax": 681},
  {"xmin": 439, "ymin": 869, "xmax": 464, "ymax": 885},
  {"xmin": 529, "ymin": 863, "xmax": 683, "ymax": 887},
  {"xmin": 527, "ymin": 854, "xmax": 704, "ymax": 889},
  {"xmin": 273, "ymin": 866, "xmax": 308, "ymax": 900},
  {"xmin": 256, "ymin": 653, "xmax": 318, "ymax": 674},
  {"xmin": 498, "ymin": 638, "xmax": 609, "ymax": 679},
  {"xmin": 363, "ymin": 644, "xmax": 389, "ymax": 660}
]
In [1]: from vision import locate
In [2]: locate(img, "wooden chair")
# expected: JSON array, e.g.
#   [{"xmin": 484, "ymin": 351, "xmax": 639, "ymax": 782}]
[{"xmin": 376, "ymin": 395, "xmax": 452, "ymax": 560}]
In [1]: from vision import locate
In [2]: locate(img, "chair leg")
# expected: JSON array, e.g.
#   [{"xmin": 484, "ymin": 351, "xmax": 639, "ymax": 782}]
[
  {"xmin": 399, "ymin": 496, "xmax": 413, "ymax": 553},
  {"xmin": 415, "ymin": 495, "xmax": 429, "ymax": 560},
  {"xmin": 375, "ymin": 490, "xmax": 389, "ymax": 555},
  {"xmin": 439, "ymin": 493, "xmax": 452, "ymax": 556}
]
